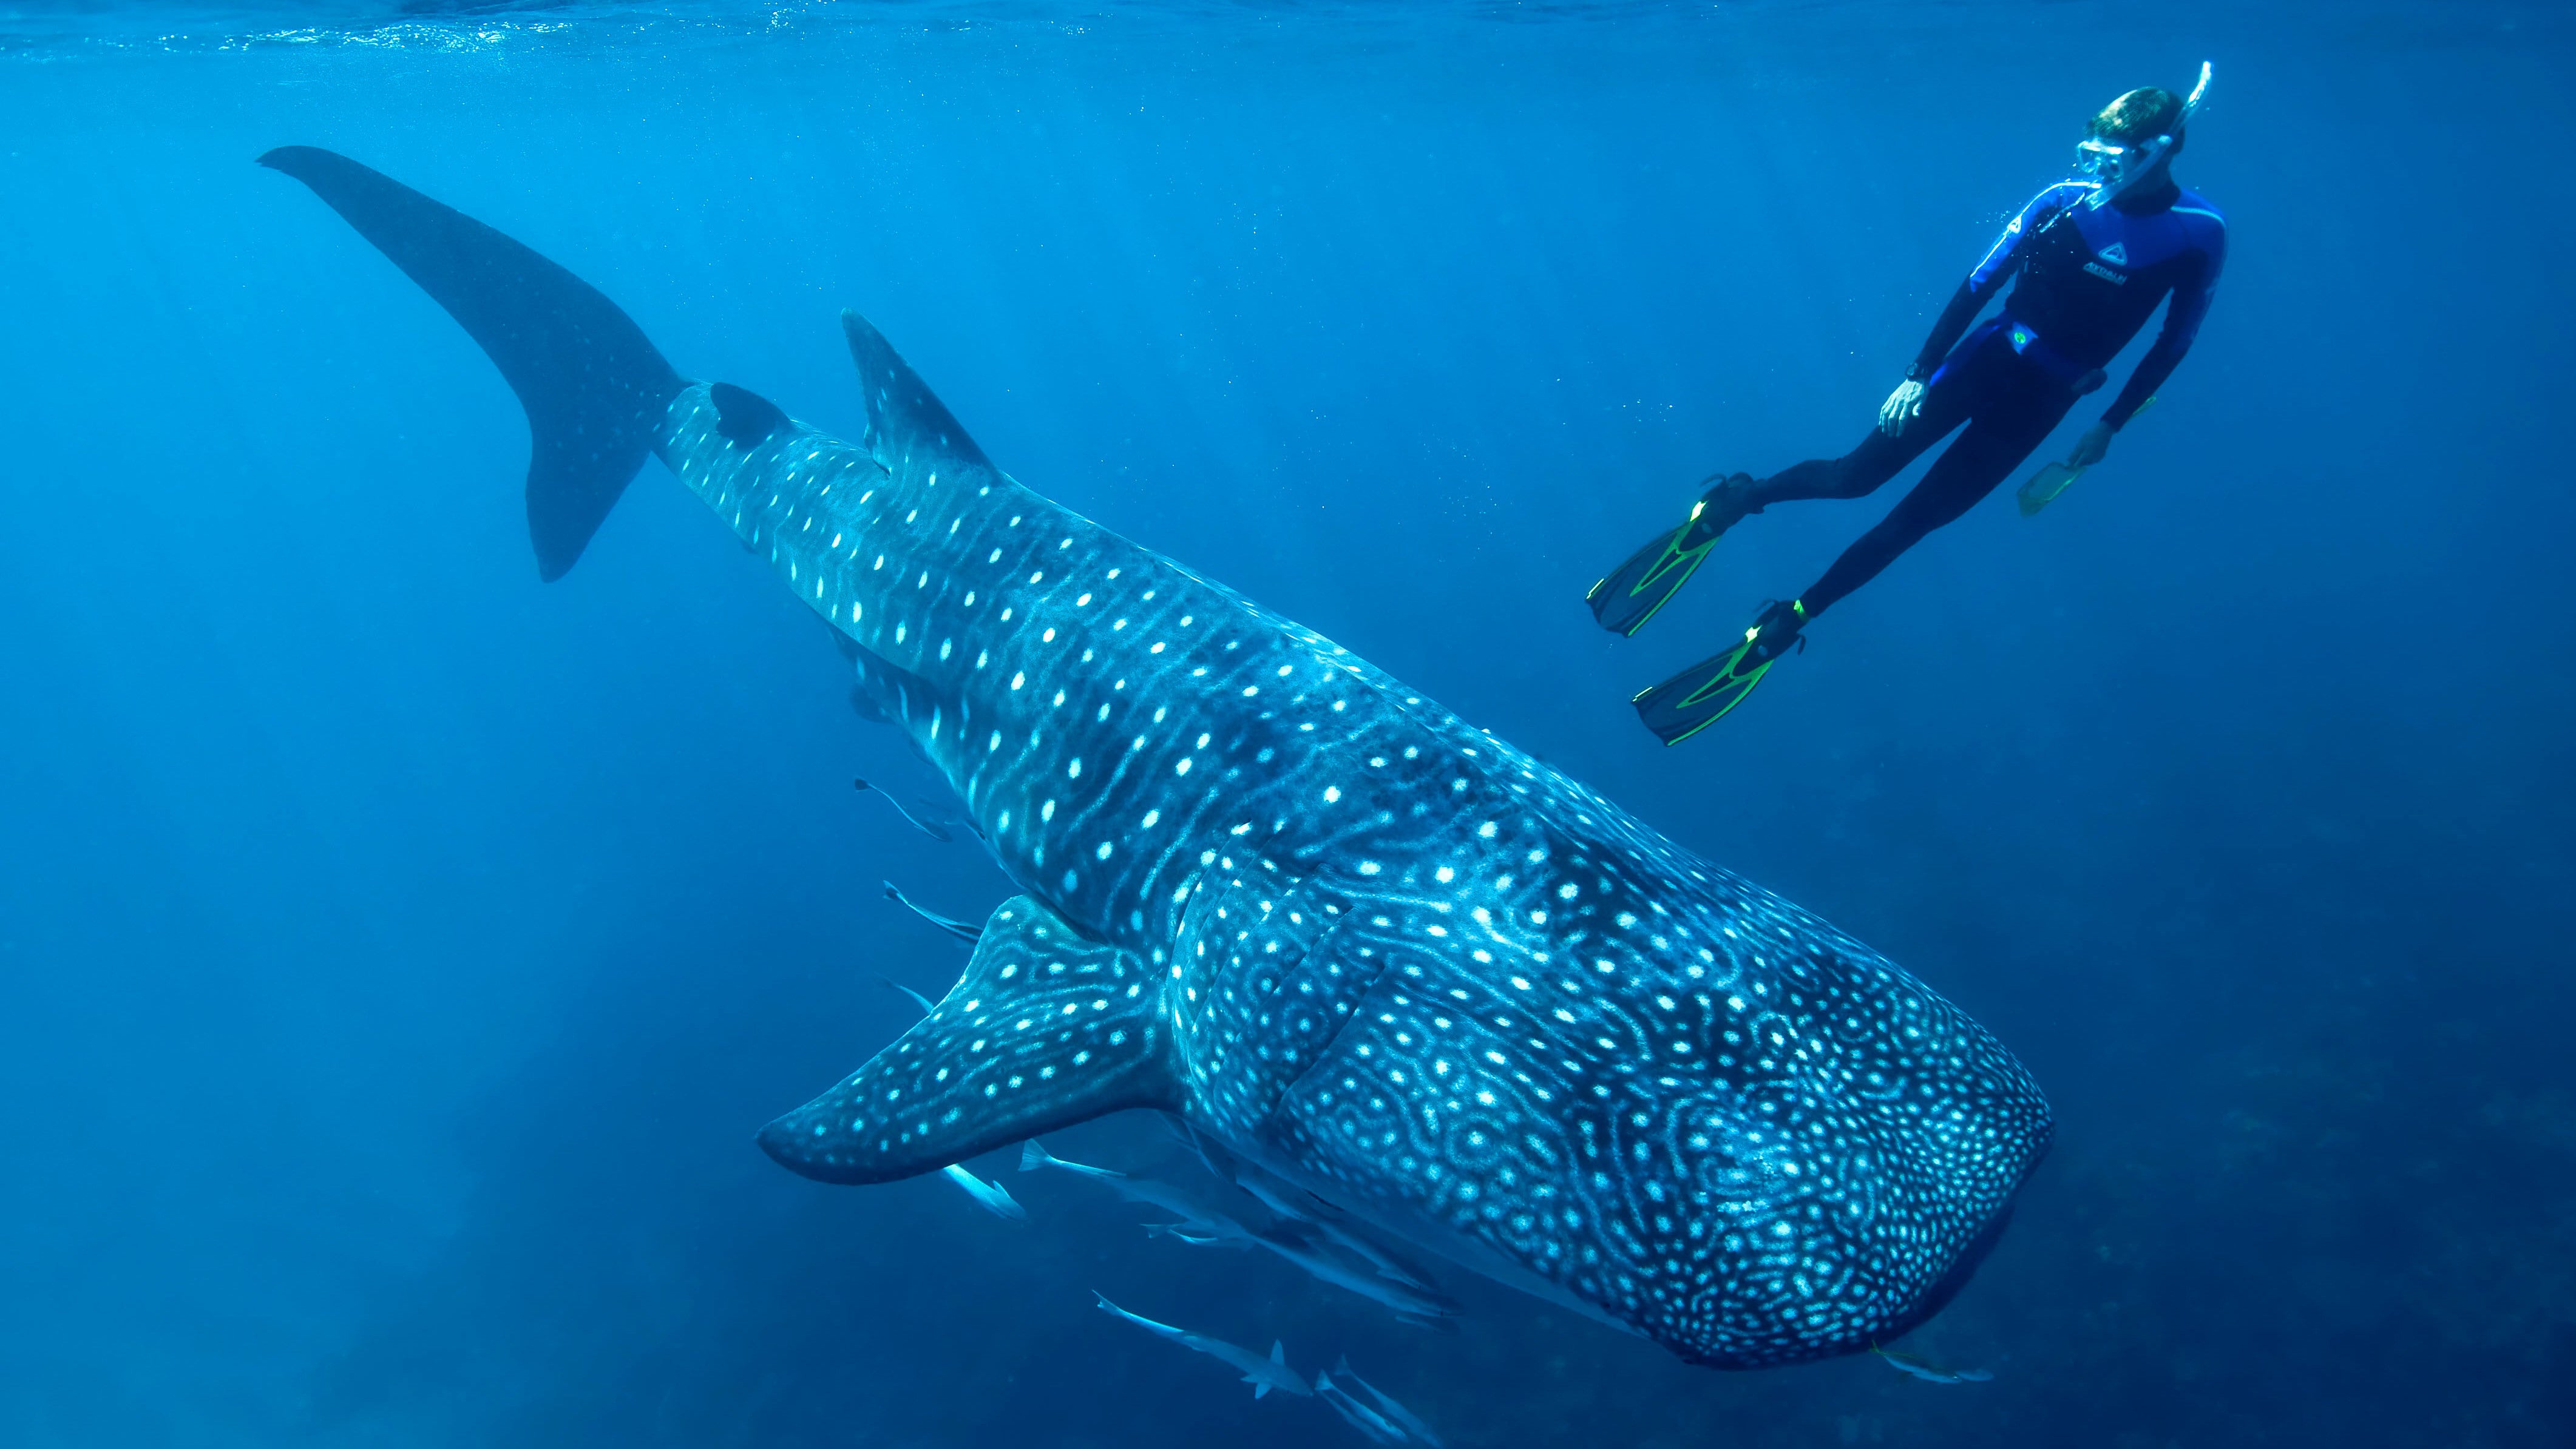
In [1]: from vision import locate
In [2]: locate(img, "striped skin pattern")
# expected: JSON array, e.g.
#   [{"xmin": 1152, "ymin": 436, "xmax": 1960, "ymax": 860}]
[{"xmin": 674, "ymin": 325, "xmax": 2050, "ymax": 1368}]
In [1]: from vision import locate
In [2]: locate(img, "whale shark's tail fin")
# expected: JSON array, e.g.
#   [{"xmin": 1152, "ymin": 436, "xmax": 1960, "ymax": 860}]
[{"xmin": 259, "ymin": 146, "xmax": 685, "ymax": 581}]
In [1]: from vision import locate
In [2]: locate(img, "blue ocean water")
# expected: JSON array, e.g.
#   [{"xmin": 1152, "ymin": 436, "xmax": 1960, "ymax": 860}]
[{"xmin": 3, "ymin": 1, "xmax": 2571, "ymax": 1444}]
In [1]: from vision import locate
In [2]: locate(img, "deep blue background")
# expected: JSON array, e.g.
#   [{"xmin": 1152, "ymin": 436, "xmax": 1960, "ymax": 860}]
[{"xmin": 2, "ymin": 2, "xmax": 2571, "ymax": 1445}]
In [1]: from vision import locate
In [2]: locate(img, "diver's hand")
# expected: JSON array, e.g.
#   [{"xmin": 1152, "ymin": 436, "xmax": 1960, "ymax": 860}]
[
  {"xmin": 2066, "ymin": 422, "xmax": 2113, "ymax": 470},
  {"xmin": 1877, "ymin": 379, "xmax": 1926, "ymax": 437}
]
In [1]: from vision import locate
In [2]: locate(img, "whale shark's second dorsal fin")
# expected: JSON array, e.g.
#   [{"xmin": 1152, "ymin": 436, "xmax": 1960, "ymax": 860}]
[
  {"xmin": 841, "ymin": 309, "xmax": 992, "ymax": 476},
  {"xmin": 758, "ymin": 896, "xmax": 1174, "ymax": 1184}
]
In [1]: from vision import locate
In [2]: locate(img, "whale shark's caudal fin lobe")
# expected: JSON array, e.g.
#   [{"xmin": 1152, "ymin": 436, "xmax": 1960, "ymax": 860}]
[
  {"xmin": 841, "ymin": 309, "xmax": 992, "ymax": 473},
  {"xmin": 257, "ymin": 146, "xmax": 685, "ymax": 581},
  {"xmin": 758, "ymin": 896, "xmax": 1175, "ymax": 1185}
]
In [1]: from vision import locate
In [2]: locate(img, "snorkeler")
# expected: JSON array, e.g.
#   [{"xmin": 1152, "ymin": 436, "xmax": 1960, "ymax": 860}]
[{"xmin": 1591, "ymin": 65, "xmax": 2226, "ymax": 744}]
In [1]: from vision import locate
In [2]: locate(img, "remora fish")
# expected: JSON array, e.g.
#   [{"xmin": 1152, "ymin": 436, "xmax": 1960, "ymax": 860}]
[
  {"xmin": 1092, "ymin": 1293, "xmax": 1312, "ymax": 1399},
  {"xmin": 1181, "ymin": 1121, "xmax": 1445, "ymax": 1292},
  {"xmin": 1027, "ymin": 1139, "xmax": 1452, "ymax": 1322},
  {"xmin": 1315, "ymin": 1370, "xmax": 1408, "ymax": 1444},
  {"xmin": 876, "ymin": 974, "xmax": 940, "ymax": 1015},
  {"xmin": 884, "ymin": 882, "xmax": 984, "ymax": 945},
  {"xmin": 940, "ymin": 1163, "xmax": 1026, "ymax": 1221},
  {"xmin": 1243, "ymin": 1179, "xmax": 1440, "ymax": 1293},
  {"xmin": 1020, "ymin": 1139, "xmax": 1249, "ymax": 1241},
  {"xmin": 1141, "ymin": 1221, "xmax": 1250, "ymax": 1249},
  {"xmin": 1871, "ymin": 1342, "xmax": 1995, "ymax": 1384},
  {"xmin": 1334, "ymin": 1356, "xmax": 1443, "ymax": 1447},
  {"xmin": 853, "ymin": 776, "xmax": 951, "ymax": 841},
  {"xmin": 1242, "ymin": 1220, "xmax": 1461, "ymax": 1326},
  {"xmin": 263, "ymin": 147, "xmax": 2052, "ymax": 1369},
  {"xmin": 1141, "ymin": 1192, "xmax": 1463, "ymax": 1326}
]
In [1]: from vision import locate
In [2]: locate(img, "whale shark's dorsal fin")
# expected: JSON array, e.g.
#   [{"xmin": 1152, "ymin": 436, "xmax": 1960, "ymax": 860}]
[
  {"xmin": 258, "ymin": 146, "xmax": 684, "ymax": 582},
  {"xmin": 841, "ymin": 309, "xmax": 992, "ymax": 475},
  {"xmin": 758, "ymin": 896, "xmax": 1174, "ymax": 1184},
  {"xmin": 707, "ymin": 382, "xmax": 790, "ymax": 448}
]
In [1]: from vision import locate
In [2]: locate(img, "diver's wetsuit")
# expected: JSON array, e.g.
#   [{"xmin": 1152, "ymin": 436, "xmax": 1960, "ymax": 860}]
[{"xmin": 1751, "ymin": 178, "xmax": 2226, "ymax": 612}]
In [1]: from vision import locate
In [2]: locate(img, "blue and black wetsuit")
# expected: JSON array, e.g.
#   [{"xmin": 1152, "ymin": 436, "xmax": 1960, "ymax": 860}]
[{"xmin": 1749, "ymin": 177, "xmax": 2226, "ymax": 613}]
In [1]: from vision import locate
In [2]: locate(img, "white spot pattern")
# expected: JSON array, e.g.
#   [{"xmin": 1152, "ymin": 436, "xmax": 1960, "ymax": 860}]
[{"xmin": 655, "ymin": 370, "xmax": 2049, "ymax": 1371}]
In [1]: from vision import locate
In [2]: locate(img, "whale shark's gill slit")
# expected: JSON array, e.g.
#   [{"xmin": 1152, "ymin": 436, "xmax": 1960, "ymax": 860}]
[
  {"xmin": 257, "ymin": 146, "xmax": 683, "ymax": 583},
  {"xmin": 759, "ymin": 896, "xmax": 1178, "ymax": 1184}
]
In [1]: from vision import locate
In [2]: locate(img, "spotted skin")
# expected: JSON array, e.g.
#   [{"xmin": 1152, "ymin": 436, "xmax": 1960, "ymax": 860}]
[
  {"xmin": 679, "ymin": 317, "xmax": 2050, "ymax": 1368},
  {"xmin": 262, "ymin": 144, "xmax": 2044, "ymax": 1368}
]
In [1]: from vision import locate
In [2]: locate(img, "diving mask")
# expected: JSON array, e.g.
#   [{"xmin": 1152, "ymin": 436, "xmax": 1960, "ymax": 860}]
[{"xmin": 2079, "ymin": 60, "xmax": 2212, "ymax": 210}]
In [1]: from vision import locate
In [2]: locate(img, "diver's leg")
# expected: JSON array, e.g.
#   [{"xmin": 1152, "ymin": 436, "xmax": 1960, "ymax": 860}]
[
  {"xmin": 1798, "ymin": 385, "xmax": 2075, "ymax": 615},
  {"xmin": 1737, "ymin": 351, "xmax": 1987, "ymax": 512},
  {"xmin": 1624, "ymin": 359, "xmax": 2022, "ymax": 740},
  {"xmin": 1588, "ymin": 380, "xmax": 1962, "ymax": 637},
  {"xmin": 1592, "ymin": 334, "xmax": 1989, "ymax": 640},
  {"xmin": 1740, "ymin": 422, "xmax": 1940, "ymax": 508}
]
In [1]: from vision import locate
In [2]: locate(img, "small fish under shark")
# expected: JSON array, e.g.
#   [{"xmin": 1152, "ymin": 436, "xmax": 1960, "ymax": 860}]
[
  {"xmin": 1023, "ymin": 1140, "xmax": 1460, "ymax": 1325},
  {"xmin": 262, "ymin": 147, "xmax": 2052, "ymax": 1369},
  {"xmin": 1318, "ymin": 1358, "xmax": 1442, "ymax": 1447},
  {"xmin": 939, "ymin": 1163, "xmax": 1025, "ymax": 1221},
  {"xmin": 1093, "ymin": 1293, "xmax": 1312, "ymax": 1399},
  {"xmin": 1871, "ymin": 1342, "xmax": 1994, "ymax": 1384}
]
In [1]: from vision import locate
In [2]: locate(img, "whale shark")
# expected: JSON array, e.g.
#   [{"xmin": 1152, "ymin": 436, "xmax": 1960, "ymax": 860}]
[{"xmin": 260, "ymin": 146, "xmax": 2051, "ymax": 1369}]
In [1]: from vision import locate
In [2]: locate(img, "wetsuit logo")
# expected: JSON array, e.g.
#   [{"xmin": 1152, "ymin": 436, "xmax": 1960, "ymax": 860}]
[
  {"xmin": 2083, "ymin": 260, "xmax": 2129, "ymax": 284},
  {"xmin": 2098, "ymin": 242, "xmax": 2129, "ymax": 265}
]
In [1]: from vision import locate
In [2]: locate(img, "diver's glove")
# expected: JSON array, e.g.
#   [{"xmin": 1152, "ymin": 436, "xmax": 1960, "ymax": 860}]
[{"xmin": 1877, "ymin": 378, "xmax": 1927, "ymax": 437}]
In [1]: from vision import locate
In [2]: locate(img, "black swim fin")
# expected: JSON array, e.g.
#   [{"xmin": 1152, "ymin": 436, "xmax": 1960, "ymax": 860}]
[
  {"xmin": 1587, "ymin": 473, "xmax": 1756, "ymax": 637},
  {"xmin": 1632, "ymin": 599, "xmax": 1807, "ymax": 745}
]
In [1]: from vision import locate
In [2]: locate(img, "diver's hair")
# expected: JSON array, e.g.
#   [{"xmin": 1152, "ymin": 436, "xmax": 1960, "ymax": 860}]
[{"xmin": 2090, "ymin": 86, "xmax": 2186, "ymax": 147}]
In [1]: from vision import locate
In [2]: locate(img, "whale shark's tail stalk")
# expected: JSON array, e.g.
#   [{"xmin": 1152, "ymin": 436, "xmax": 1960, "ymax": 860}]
[{"xmin": 258, "ymin": 146, "xmax": 683, "ymax": 581}]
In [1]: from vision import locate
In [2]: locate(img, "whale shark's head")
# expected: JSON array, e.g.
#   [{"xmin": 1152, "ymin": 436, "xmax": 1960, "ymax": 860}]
[{"xmin": 1146, "ymin": 775, "xmax": 2053, "ymax": 1368}]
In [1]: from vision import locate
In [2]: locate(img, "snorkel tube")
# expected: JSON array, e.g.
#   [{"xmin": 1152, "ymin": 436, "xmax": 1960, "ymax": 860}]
[{"xmin": 2081, "ymin": 60, "xmax": 2211, "ymax": 210}]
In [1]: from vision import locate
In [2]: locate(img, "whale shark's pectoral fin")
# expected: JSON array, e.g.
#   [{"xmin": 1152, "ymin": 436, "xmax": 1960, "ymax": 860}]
[
  {"xmin": 758, "ymin": 897, "xmax": 1174, "ymax": 1185},
  {"xmin": 841, "ymin": 309, "xmax": 993, "ymax": 474}
]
